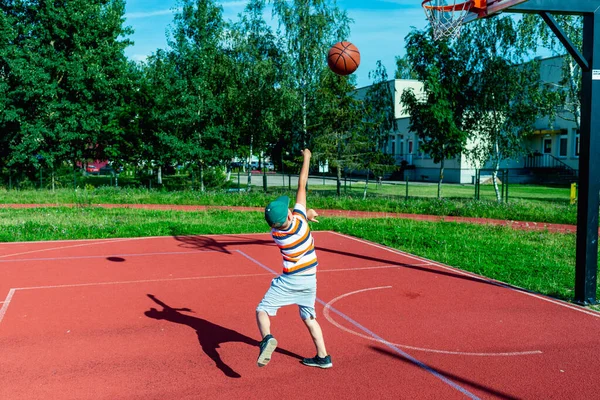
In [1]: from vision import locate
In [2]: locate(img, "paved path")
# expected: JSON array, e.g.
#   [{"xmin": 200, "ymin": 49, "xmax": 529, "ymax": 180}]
[{"xmin": 1, "ymin": 203, "xmax": 577, "ymax": 234}]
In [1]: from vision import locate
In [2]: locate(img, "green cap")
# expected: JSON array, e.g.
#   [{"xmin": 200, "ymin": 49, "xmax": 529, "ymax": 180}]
[{"xmin": 265, "ymin": 196, "xmax": 290, "ymax": 227}]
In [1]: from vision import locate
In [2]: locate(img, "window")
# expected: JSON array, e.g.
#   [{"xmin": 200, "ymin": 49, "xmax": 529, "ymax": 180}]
[
  {"xmin": 574, "ymin": 129, "xmax": 580, "ymax": 157},
  {"xmin": 543, "ymin": 138, "xmax": 552, "ymax": 154},
  {"xmin": 559, "ymin": 136, "xmax": 567, "ymax": 157},
  {"xmin": 391, "ymin": 141, "xmax": 396, "ymax": 155},
  {"xmin": 408, "ymin": 140, "xmax": 413, "ymax": 154}
]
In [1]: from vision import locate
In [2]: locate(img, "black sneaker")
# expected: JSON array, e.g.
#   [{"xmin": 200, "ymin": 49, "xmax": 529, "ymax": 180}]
[
  {"xmin": 257, "ymin": 334, "xmax": 278, "ymax": 367},
  {"xmin": 301, "ymin": 354, "xmax": 332, "ymax": 369}
]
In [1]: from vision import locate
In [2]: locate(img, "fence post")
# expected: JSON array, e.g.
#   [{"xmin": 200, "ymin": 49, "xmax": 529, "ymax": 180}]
[
  {"xmin": 475, "ymin": 169, "xmax": 480, "ymax": 200},
  {"xmin": 405, "ymin": 176, "xmax": 409, "ymax": 200},
  {"xmin": 474, "ymin": 169, "xmax": 477, "ymax": 200},
  {"xmin": 8, "ymin": 172, "xmax": 11, "ymax": 190},
  {"xmin": 505, "ymin": 169, "xmax": 509, "ymax": 203},
  {"xmin": 344, "ymin": 173, "xmax": 347, "ymax": 193},
  {"xmin": 288, "ymin": 174, "xmax": 291, "ymax": 190},
  {"xmin": 191, "ymin": 168, "xmax": 195, "ymax": 191},
  {"xmin": 500, "ymin": 170, "xmax": 504, "ymax": 202},
  {"xmin": 263, "ymin": 169, "xmax": 267, "ymax": 192},
  {"xmin": 237, "ymin": 170, "xmax": 240, "ymax": 191}
]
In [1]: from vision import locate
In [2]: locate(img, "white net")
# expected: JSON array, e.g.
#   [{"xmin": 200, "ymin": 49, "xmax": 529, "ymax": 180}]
[{"xmin": 423, "ymin": 0, "xmax": 474, "ymax": 40}]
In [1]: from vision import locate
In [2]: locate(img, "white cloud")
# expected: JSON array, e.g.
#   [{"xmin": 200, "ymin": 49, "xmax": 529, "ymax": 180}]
[
  {"xmin": 130, "ymin": 54, "xmax": 150, "ymax": 62},
  {"xmin": 218, "ymin": 0, "xmax": 249, "ymax": 8},
  {"xmin": 125, "ymin": 9, "xmax": 178, "ymax": 19}
]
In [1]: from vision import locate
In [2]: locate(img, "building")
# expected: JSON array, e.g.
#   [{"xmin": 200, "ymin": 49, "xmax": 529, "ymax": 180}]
[{"xmin": 354, "ymin": 55, "xmax": 579, "ymax": 184}]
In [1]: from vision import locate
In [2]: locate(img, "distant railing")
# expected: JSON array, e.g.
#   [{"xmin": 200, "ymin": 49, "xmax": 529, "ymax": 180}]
[{"xmin": 525, "ymin": 153, "xmax": 578, "ymax": 177}]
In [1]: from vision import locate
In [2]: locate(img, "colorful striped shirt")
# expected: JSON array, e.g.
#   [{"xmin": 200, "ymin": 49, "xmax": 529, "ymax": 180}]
[{"xmin": 271, "ymin": 203, "xmax": 318, "ymax": 276}]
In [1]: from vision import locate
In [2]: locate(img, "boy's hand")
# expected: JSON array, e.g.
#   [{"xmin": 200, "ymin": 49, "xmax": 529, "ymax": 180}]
[
  {"xmin": 307, "ymin": 209, "xmax": 319, "ymax": 223},
  {"xmin": 301, "ymin": 149, "xmax": 312, "ymax": 159}
]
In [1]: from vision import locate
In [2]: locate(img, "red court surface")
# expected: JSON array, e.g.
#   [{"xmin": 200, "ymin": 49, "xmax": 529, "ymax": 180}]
[{"xmin": 1, "ymin": 231, "xmax": 599, "ymax": 399}]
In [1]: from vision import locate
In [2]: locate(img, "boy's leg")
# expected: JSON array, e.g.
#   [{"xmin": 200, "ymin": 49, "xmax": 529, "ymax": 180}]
[
  {"xmin": 256, "ymin": 310, "xmax": 271, "ymax": 338},
  {"xmin": 256, "ymin": 310, "xmax": 278, "ymax": 367},
  {"xmin": 302, "ymin": 316, "xmax": 328, "ymax": 357}
]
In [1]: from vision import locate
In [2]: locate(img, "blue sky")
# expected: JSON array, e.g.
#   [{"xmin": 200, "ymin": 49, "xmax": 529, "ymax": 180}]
[{"xmin": 123, "ymin": 0, "xmax": 428, "ymax": 88}]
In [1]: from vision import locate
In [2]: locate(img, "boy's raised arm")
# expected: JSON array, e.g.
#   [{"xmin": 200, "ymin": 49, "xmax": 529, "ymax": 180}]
[{"xmin": 296, "ymin": 149, "xmax": 311, "ymax": 208}]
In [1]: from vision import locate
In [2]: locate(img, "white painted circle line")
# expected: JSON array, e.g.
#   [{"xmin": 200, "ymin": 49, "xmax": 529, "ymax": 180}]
[
  {"xmin": 326, "ymin": 231, "xmax": 600, "ymax": 319},
  {"xmin": 323, "ymin": 286, "xmax": 542, "ymax": 357},
  {"xmin": 0, "ymin": 289, "xmax": 16, "ymax": 325}
]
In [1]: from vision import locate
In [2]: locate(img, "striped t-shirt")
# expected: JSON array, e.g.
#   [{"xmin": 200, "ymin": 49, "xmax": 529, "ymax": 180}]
[{"xmin": 271, "ymin": 203, "xmax": 318, "ymax": 276}]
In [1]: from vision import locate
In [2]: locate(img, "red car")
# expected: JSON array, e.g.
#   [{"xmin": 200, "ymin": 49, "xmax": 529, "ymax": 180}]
[{"xmin": 86, "ymin": 165, "xmax": 99, "ymax": 174}]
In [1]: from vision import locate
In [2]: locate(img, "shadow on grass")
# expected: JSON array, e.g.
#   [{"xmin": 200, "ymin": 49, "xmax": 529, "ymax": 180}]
[{"xmin": 144, "ymin": 294, "xmax": 303, "ymax": 378}]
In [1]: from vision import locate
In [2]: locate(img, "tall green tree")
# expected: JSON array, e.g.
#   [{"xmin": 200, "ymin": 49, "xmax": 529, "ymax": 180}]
[
  {"xmin": 270, "ymin": 0, "xmax": 352, "ymax": 149},
  {"xmin": 357, "ymin": 60, "xmax": 396, "ymax": 199},
  {"xmin": 228, "ymin": 0, "xmax": 290, "ymax": 185},
  {"xmin": 519, "ymin": 15, "xmax": 582, "ymax": 132},
  {"xmin": 460, "ymin": 16, "xmax": 561, "ymax": 201},
  {"xmin": 313, "ymin": 71, "xmax": 362, "ymax": 196},
  {"xmin": 134, "ymin": 51, "xmax": 185, "ymax": 185},
  {"xmin": 395, "ymin": 54, "xmax": 418, "ymax": 80},
  {"xmin": 167, "ymin": 0, "xmax": 234, "ymax": 191},
  {"xmin": 1, "ymin": 0, "xmax": 133, "ymax": 188},
  {"xmin": 401, "ymin": 30, "xmax": 470, "ymax": 199}
]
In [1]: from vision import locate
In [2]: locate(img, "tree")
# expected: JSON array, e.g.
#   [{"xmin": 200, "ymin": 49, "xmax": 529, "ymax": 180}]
[
  {"xmin": 357, "ymin": 60, "xmax": 397, "ymax": 199},
  {"xmin": 459, "ymin": 16, "xmax": 562, "ymax": 201},
  {"xmin": 401, "ymin": 29, "xmax": 470, "ymax": 199},
  {"xmin": 312, "ymin": 71, "xmax": 362, "ymax": 196},
  {"xmin": 519, "ymin": 15, "xmax": 582, "ymax": 132},
  {"xmin": 270, "ymin": 0, "xmax": 352, "ymax": 149},
  {"xmin": 134, "ymin": 50, "xmax": 186, "ymax": 186},
  {"xmin": 395, "ymin": 54, "xmax": 418, "ymax": 80},
  {"xmin": 1, "ymin": 0, "xmax": 133, "ymax": 189},
  {"xmin": 167, "ymin": 0, "xmax": 235, "ymax": 191},
  {"xmin": 228, "ymin": 0, "xmax": 290, "ymax": 186}
]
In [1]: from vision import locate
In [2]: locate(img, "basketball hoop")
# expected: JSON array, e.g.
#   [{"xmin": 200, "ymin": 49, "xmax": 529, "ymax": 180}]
[{"xmin": 422, "ymin": 0, "xmax": 485, "ymax": 40}]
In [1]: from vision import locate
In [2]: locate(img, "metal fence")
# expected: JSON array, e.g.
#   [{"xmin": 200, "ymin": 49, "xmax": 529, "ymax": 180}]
[{"xmin": 0, "ymin": 166, "xmax": 576, "ymax": 203}]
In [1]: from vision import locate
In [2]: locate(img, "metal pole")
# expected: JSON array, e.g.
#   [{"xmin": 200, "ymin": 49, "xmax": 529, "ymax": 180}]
[
  {"xmin": 476, "ymin": 170, "xmax": 480, "ymax": 200},
  {"xmin": 574, "ymin": 12, "xmax": 600, "ymax": 305},
  {"xmin": 505, "ymin": 169, "xmax": 509, "ymax": 203}
]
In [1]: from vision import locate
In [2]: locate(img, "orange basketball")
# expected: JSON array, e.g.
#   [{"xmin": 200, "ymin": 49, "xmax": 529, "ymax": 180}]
[{"xmin": 327, "ymin": 41, "xmax": 360, "ymax": 76}]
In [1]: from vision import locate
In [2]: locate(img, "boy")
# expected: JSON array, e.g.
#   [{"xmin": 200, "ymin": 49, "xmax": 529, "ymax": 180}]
[{"xmin": 255, "ymin": 148, "xmax": 332, "ymax": 369}]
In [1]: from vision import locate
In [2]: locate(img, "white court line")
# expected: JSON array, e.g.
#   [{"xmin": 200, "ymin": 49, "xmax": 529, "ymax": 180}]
[
  {"xmin": 0, "ymin": 250, "xmax": 222, "ymax": 263},
  {"xmin": 0, "ymin": 289, "xmax": 15, "ymax": 325},
  {"xmin": 0, "ymin": 263, "xmax": 418, "ymax": 326},
  {"xmin": 327, "ymin": 231, "xmax": 600, "ymax": 319},
  {"xmin": 0, "ymin": 231, "xmax": 273, "ymax": 245},
  {"xmin": 323, "ymin": 287, "xmax": 542, "ymax": 357},
  {"xmin": 0, "ymin": 237, "xmax": 141, "ymax": 259},
  {"xmin": 237, "ymin": 250, "xmax": 480, "ymax": 399}
]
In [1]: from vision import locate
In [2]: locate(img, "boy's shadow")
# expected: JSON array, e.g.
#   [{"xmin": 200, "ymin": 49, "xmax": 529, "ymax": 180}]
[{"xmin": 144, "ymin": 294, "xmax": 303, "ymax": 378}]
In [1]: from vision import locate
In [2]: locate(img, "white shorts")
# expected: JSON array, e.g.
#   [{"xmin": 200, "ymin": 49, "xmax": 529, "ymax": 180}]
[{"xmin": 256, "ymin": 273, "xmax": 317, "ymax": 320}]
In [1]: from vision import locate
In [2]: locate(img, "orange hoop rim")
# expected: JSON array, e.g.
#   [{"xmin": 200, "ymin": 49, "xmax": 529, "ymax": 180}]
[{"xmin": 421, "ymin": 0, "xmax": 485, "ymax": 12}]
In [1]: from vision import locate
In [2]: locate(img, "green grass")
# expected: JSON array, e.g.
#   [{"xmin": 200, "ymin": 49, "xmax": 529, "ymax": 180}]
[
  {"xmin": 0, "ymin": 186, "xmax": 579, "ymax": 225},
  {"xmin": 0, "ymin": 206, "xmax": 595, "ymax": 305}
]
